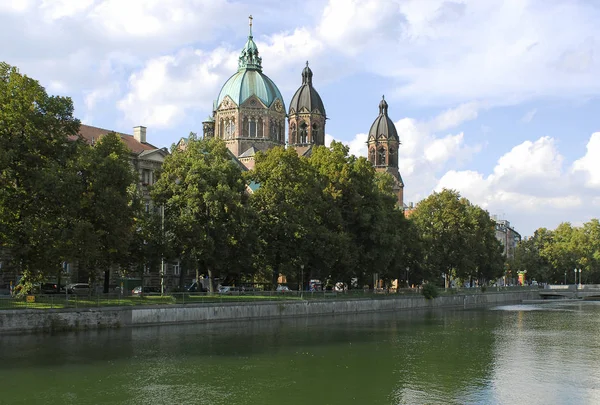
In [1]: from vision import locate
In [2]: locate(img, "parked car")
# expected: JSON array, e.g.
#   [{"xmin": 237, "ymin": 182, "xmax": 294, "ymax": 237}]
[
  {"xmin": 41, "ymin": 282, "xmax": 63, "ymax": 294},
  {"xmin": 217, "ymin": 286, "xmax": 243, "ymax": 294},
  {"xmin": 131, "ymin": 286, "xmax": 160, "ymax": 296},
  {"xmin": 66, "ymin": 283, "xmax": 90, "ymax": 295}
]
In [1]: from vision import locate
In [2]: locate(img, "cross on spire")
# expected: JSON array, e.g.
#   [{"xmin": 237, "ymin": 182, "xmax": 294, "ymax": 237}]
[{"xmin": 249, "ymin": 15, "xmax": 253, "ymax": 37}]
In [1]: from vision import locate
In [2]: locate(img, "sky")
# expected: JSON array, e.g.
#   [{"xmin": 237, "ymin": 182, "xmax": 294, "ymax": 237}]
[{"xmin": 2, "ymin": 0, "xmax": 600, "ymax": 236}]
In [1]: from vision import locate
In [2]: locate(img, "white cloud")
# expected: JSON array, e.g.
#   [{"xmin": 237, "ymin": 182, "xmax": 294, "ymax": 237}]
[
  {"xmin": 347, "ymin": 133, "xmax": 368, "ymax": 158},
  {"xmin": 572, "ymin": 133, "xmax": 600, "ymax": 188},
  {"xmin": 521, "ymin": 108, "xmax": 537, "ymax": 123},
  {"xmin": 429, "ymin": 102, "xmax": 480, "ymax": 132},
  {"xmin": 40, "ymin": 0, "xmax": 94, "ymax": 20},
  {"xmin": 435, "ymin": 133, "xmax": 600, "ymax": 235},
  {"xmin": 117, "ymin": 47, "xmax": 236, "ymax": 127}
]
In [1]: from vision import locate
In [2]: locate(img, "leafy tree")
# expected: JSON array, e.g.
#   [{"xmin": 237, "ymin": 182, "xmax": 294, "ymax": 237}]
[
  {"xmin": 0, "ymin": 62, "xmax": 81, "ymax": 288},
  {"xmin": 510, "ymin": 229, "xmax": 553, "ymax": 283},
  {"xmin": 151, "ymin": 136, "xmax": 254, "ymax": 292},
  {"xmin": 70, "ymin": 132, "xmax": 138, "ymax": 291},
  {"xmin": 409, "ymin": 189, "xmax": 472, "ymax": 287},
  {"xmin": 464, "ymin": 204, "xmax": 504, "ymax": 285},
  {"xmin": 248, "ymin": 147, "xmax": 328, "ymax": 289},
  {"xmin": 307, "ymin": 142, "xmax": 411, "ymax": 290}
]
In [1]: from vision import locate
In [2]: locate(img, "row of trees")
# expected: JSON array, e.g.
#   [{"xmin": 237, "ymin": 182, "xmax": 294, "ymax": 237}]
[
  {"xmin": 510, "ymin": 220, "xmax": 600, "ymax": 284},
  {"xmin": 0, "ymin": 63, "xmax": 137, "ymax": 292},
  {"xmin": 1, "ymin": 62, "xmax": 506, "ymax": 292},
  {"xmin": 150, "ymin": 136, "xmax": 506, "ymax": 290}
]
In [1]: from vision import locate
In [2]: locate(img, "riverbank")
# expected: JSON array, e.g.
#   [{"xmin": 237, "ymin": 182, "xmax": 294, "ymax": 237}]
[{"xmin": 0, "ymin": 290, "xmax": 539, "ymax": 334}]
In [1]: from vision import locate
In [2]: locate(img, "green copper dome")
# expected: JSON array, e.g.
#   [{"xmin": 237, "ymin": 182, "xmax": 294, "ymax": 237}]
[
  {"xmin": 216, "ymin": 16, "xmax": 284, "ymax": 110},
  {"xmin": 217, "ymin": 70, "xmax": 284, "ymax": 109}
]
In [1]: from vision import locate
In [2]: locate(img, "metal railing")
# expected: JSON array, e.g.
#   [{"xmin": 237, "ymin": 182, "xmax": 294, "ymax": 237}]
[{"xmin": 0, "ymin": 285, "xmax": 538, "ymax": 310}]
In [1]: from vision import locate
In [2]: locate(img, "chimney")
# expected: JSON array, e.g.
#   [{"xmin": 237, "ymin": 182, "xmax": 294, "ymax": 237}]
[{"xmin": 133, "ymin": 126, "xmax": 147, "ymax": 143}]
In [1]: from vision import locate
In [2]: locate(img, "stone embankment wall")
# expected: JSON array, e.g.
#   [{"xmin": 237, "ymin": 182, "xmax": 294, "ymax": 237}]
[{"xmin": 0, "ymin": 290, "xmax": 538, "ymax": 334}]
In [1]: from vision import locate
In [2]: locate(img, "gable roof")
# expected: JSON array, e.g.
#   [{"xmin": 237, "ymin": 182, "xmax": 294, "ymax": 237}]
[{"xmin": 77, "ymin": 124, "xmax": 158, "ymax": 154}]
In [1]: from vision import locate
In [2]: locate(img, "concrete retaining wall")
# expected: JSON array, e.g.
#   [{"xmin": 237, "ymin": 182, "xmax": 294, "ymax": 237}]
[{"xmin": 0, "ymin": 291, "xmax": 538, "ymax": 334}]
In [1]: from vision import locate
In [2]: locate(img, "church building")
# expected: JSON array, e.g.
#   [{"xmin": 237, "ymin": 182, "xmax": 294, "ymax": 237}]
[{"xmin": 203, "ymin": 17, "xmax": 404, "ymax": 206}]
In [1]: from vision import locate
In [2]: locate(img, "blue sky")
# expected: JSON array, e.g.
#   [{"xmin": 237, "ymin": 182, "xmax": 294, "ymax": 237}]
[{"xmin": 2, "ymin": 0, "xmax": 599, "ymax": 236}]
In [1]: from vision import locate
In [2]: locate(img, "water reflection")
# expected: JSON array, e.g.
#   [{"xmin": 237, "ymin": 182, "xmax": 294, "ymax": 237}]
[{"xmin": 1, "ymin": 303, "xmax": 600, "ymax": 404}]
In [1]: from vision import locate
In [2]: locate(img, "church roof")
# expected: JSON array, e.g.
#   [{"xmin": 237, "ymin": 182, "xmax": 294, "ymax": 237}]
[
  {"xmin": 368, "ymin": 96, "xmax": 399, "ymax": 142},
  {"xmin": 216, "ymin": 17, "xmax": 284, "ymax": 110},
  {"xmin": 77, "ymin": 124, "xmax": 158, "ymax": 154},
  {"xmin": 289, "ymin": 62, "xmax": 326, "ymax": 116},
  {"xmin": 239, "ymin": 145, "xmax": 259, "ymax": 158}
]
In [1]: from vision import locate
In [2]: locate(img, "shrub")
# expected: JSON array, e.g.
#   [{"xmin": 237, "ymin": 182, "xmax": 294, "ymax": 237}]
[
  {"xmin": 480, "ymin": 285, "xmax": 487, "ymax": 293},
  {"xmin": 422, "ymin": 283, "xmax": 439, "ymax": 300}
]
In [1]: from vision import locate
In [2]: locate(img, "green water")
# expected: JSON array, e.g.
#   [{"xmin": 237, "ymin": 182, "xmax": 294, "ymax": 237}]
[{"xmin": 1, "ymin": 301, "xmax": 600, "ymax": 405}]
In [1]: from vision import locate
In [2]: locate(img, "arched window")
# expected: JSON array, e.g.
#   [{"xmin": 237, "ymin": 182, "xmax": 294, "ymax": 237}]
[
  {"xmin": 369, "ymin": 148, "xmax": 376, "ymax": 164},
  {"xmin": 242, "ymin": 117, "xmax": 249, "ymax": 137},
  {"xmin": 219, "ymin": 119, "xmax": 224, "ymax": 138},
  {"xmin": 249, "ymin": 118, "xmax": 257, "ymax": 137},
  {"xmin": 299, "ymin": 122, "xmax": 308, "ymax": 143},
  {"xmin": 377, "ymin": 147, "xmax": 386, "ymax": 165},
  {"xmin": 312, "ymin": 123, "xmax": 319, "ymax": 144},
  {"xmin": 280, "ymin": 121, "xmax": 284, "ymax": 143},
  {"xmin": 258, "ymin": 118, "xmax": 264, "ymax": 138}
]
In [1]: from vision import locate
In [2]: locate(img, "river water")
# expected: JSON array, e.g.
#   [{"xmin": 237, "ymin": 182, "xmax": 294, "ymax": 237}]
[{"xmin": 1, "ymin": 301, "xmax": 599, "ymax": 405}]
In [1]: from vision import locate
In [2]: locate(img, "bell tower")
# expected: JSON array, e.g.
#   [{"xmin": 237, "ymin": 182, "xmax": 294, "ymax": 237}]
[
  {"xmin": 367, "ymin": 96, "xmax": 404, "ymax": 207},
  {"xmin": 288, "ymin": 62, "xmax": 326, "ymax": 156}
]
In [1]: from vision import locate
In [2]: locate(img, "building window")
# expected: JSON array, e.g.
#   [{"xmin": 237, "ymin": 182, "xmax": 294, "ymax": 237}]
[
  {"xmin": 312, "ymin": 123, "xmax": 318, "ymax": 144},
  {"xmin": 142, "ymin": 169, "xmax": 152, "ymax": 185},
  {"xmin": 242, "ymin": 117, "xmax": 249, "ymax": 137},
  {"xmin": 174, "ymin": 261, "xmax": 181, "ymax": 276},
  {"xmin": 250, "ymin": 119, "xmax": 257, "ymax": 137},
  {"xmin": 258, "ymin": 118, "xmax": 264, "ymax": 138},
  {"xmin": 377, "ymin": 148, "xmax": 386, "ymax": 165},
  {"xmin": 299, "ymin": 122, "xmax": 308, "ymax": 143}
]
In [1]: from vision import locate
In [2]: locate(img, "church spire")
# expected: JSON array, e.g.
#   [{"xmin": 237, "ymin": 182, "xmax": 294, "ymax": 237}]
[
  {"xmin": 238, "ymin": 15, "xmax": 262, "ymax": 71},
  {"xmin": 302, "ymin": 61, "xmax": 313, "ymax": 85},
  {"xmin": 379, "ymin": 95, "xmax": 388, "ymax": 116}
]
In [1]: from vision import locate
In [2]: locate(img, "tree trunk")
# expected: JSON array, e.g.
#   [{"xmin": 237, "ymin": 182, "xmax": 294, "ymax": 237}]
[{"xmin": 207, "ymin": 266, "xmax": 214, "ymax": 293}]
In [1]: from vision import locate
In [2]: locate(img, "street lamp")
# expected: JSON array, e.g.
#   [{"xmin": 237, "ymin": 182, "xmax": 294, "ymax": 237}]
[
  {"xmin": 564, "ymin": 271, "xmax": 566, "ymax": 285},
  {"xmin": 577, "ymin": 268, "xmax": 582, "ymax": 288},
  {"xmin": 405, "ymin": 267, "xmax": 410, "ymax": 288}
]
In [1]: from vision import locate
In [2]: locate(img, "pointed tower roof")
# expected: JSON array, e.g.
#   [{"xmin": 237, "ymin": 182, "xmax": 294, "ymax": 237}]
[
  {"xmin": 368, "ymin": 95, "xmax": 399, "ymax": 142},
  {"xmin": 289, "ymin": 61, "xmax": 326, "ymax": 116},
  {"xmin": 216, "ymin": 16, "xmax": 284, "ymax": 109},
  {"xmin": 238, "ymin": 15, "xmax": 262, "ymax": 71}
]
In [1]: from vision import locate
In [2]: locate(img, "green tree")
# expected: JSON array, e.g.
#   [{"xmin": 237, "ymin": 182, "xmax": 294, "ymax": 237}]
[
  {"xmin": 0, "ymin": 62, "xmax": 81, "ymax": 288},
  {"xmin": 151, "ymin": 136, "xmax": 254, "ymax": 292},
  {"xmin": 511, "ymin": 229, "xmax": 553, "ymax": 283},
  {"xmin": 464, "ymin": 204, "xmax": 504, "ymax": 285},
  {"xmin": 70, "ymin": 132, "xmax": 138, "ymax": 291},
  {"xmin": 410, "ymin": 189, "xmax": 472, "ymax": 287},
  {"xmin": 307, "ymin": 142, "xmax": 410, "ymax": 290},
  {"xmin": 248, "ymin": 147, "xmax": 328, "ymax": 289}
]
